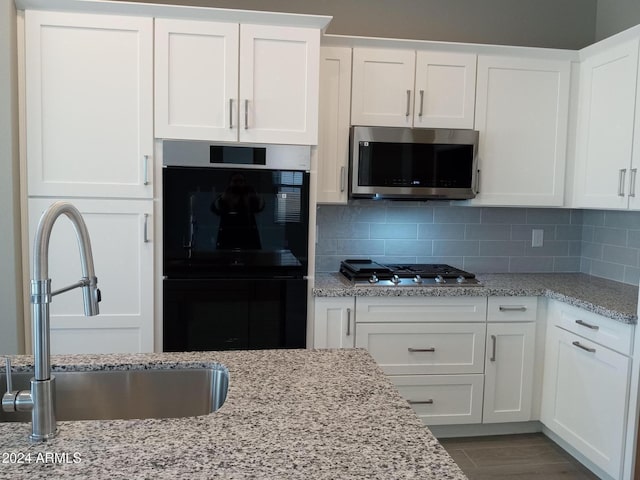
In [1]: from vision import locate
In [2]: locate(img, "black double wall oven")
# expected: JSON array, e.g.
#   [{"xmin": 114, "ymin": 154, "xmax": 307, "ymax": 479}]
[{"xmin": 162, "ymin": 141, "xmax": 310, "ymax": 351}]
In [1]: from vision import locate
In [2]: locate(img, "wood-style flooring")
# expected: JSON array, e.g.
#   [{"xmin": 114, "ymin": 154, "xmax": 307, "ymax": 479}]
[{"xmin": 439, "ymin": 433, "xmax": 600, "ymax": 480}]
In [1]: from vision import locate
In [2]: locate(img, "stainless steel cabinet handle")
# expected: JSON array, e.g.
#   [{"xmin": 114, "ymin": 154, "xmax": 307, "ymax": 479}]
[
  {"xmin": 143, "ymin": 214, "xmax": 150, "ymax": 243},
  {"xmin": 575, "ymin": 319, "xmax": 599, "ymax": 331},
  {"xmin": 143, "ymin": 155, "xmax": 149, "ymax": 186},
  {"xmin": 409, "ymin": 399, "xmax": 434, "ymax": 405},
  {"xmin": 408, "ymin": 347, "xmax": 435, "ymax": 353},
  {"xmin": 405, "ymin": 90, "xmax": 411, "ymax": 117},
  {"xmin": 229, "ymin": 98, "xmax": 233, "ymax": 129},
  {"xmin": 244, "ymin": 99, "xmax": 249, "ymax": 130},
  {"xmin": 499, "ymin": 305, "xmax": 527, "ymax": 312},
  {"xmin": 340, "ymin": 166, "xmax": 346, "ymax": 193},
  {"xmin": 619, "ymin": 169, "xmax": 627, "ymax": 197},
  {"xmin": 346, "ymin": 308, "xmax": 351, "ymax": 336},
  {"xmin": 476, "ymin": 169, "xmax": 481, "ymax": 194},
  {"xmin": 419, "ymin": 90, "xmax": 424, "ymax": 118},
  {"xmin": 572, "ymin": 341, "xmax": 596, "ymax": 353},
  {"xmin": 631, "ymin": 168, "xmax": 638, "ymax": 198},
  {"xmin": 490, "ymin": 335, "xmax": 497, "ymax": 362}
]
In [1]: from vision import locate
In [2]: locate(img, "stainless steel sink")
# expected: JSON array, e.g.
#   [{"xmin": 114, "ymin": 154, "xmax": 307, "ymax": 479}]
[{"xmin": 0, "ymin": 366, "xmax": 228, "ymax": 422}]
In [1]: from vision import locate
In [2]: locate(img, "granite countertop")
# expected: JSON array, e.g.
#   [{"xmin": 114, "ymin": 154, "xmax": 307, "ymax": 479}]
[
  {"xmin": 0, "ymin": 349, "xmax": 466, "ymax": 480},
  {"xmin": 313, "ymin": 272, "xmax": 639, "ymax": 324}
]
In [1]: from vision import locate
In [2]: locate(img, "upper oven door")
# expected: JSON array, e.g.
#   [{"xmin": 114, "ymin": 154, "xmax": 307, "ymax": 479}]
[{"xmin": 163, "ymin": 162, "xmax": 310, "ymax": 278}]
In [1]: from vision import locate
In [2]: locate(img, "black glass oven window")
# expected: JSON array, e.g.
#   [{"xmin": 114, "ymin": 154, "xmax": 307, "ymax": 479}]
[
  {"xmin": 358, "ymin": 142, "xmax": 474, "ymax": 188},
  {"xmin": 210, "ymin": 145, "xmax": 266, "ymax": 165},
  {"xmin": 163, "ymin": 166, "xmax": 309, "ymax": 276}
]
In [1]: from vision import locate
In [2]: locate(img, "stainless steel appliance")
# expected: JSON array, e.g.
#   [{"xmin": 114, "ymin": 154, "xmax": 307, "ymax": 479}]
[
  {"xmin": 162, "ymin": 141, "xmax": 310, "ymax": 351},
  {"xmin": 340, "ymin": 259, "xmax": 481, "ymax": 287},
  {"xmin": 350, "ymin": 126, "xmax": 479, "ymax": 200}
]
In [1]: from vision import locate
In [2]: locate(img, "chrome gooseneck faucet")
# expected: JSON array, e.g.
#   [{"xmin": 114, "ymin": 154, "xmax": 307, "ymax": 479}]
[{"xmin": 2, "ymin": 202, "xmax": 100, "ymax": 442}]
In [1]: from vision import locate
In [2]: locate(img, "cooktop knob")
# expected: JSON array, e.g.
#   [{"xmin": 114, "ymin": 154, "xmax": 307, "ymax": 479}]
[
  {"xmin": 368, "ymin": 274, "xmax": 379, "ymax": 284},
  {"xmin": 456, "ymin": 275, "xmax": 466, "ymax": 284},
  {"xmin": 413, "ymin": 274, "xmax": 423, "ymax": 284},
  {"xmin": 435, "ymin": 274, "xmax": 446, "ymax": 284},
  {"xmin": 391, "ymin": 274, "xmax": 400, "ymax": 285}
]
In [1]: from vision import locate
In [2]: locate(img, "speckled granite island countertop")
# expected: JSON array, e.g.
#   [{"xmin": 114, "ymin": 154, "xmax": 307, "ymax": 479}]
[
  {"xmin": 314, "ymin": 272, "xmax": 639, "ymax": 324},
  {"xmin": 0, "ymin": 349, "xmax": 466, "ymax": 480}
]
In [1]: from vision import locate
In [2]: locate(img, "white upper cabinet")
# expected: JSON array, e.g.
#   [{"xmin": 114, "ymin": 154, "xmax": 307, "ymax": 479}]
[
  {"xmin": 317, "ymin": 46, "xmax": 352, "ymax": 204},
  {"xmin": 351, "ymin": 47, "xmax": 476, "ymax": 128},
  {"xmin": 573, "ymin": 39, "xmax": 640, "ymax": 209},
  {"xmin": 155, "ymin": 20, "xmax": 320, "ymax": 145},
  {"xmin": 25, "ymin": 11, "xmax": 153, "ymax": 198},
  {"xmin": 154, "ymin": 19, "xmax": 239, "ymax": 142},
  {"xmin": 472, "ymin": 55, "xmax": 571, "ymax": 206},
  {"xmin": 413, "ymin": 51, "xmax": 477, "ymax": 129}
]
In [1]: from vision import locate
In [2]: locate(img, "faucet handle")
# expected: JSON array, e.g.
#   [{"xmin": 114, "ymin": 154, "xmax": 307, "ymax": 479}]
[{"xmin": 4, "ymin": 357, "xmax": 11, "ymax": 394}]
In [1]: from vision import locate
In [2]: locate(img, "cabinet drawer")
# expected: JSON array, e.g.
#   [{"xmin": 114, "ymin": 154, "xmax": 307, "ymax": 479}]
[
  {"xmin": 487, "ymin": 297, "xmax": 537, "ymax": 322},
  {"xmin": 390, "ymin": 374, "xmax": 484, "ymax": 425},
  {"xmin": 548, "ymin": 299, "xmax": 633, "ymax": 355},
  {"xmin": 355, "ymin": 297, "xmax": 487, "ymax": 323},
  {"xmin": 355, "ymin": 322, "xmax": 486, "ymax": 374}
]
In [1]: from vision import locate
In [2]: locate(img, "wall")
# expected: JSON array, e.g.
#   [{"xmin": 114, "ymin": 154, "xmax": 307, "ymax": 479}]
[
  {"xmin": 118, "ymin": 0, "xmax": 597, "ymax": 49},
  {"xmin": 316, "ymin": 202, "xmax": 583, "ymax": 275},
  {"xmin": 0, "ymin": 0, "xmax": 24, "ymax": 354},
  {"xmin": 596, "ymin": 0, "xmax": 640, "ymax": 40}
]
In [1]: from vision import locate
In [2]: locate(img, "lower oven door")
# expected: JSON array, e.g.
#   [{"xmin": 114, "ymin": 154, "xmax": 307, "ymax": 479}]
[{"xmin": 163, "ymin": 278, "xmax": 307, "ymax": 351}]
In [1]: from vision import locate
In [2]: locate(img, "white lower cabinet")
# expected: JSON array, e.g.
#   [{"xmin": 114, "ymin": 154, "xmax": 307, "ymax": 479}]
[
  {"xmin": 313, "ymin": 297, "xmax": 355, "ymax": 348},
  {"xmin": 541, "ymin": 300, "xmax": 632, "ymax": 479},
  {"xmin": 390, "ymin": 374, "xmax": 484, "ymax": 425},
  {"xmin": 28, "ymin": 198, "xmax": 154, "ymax": 354}
]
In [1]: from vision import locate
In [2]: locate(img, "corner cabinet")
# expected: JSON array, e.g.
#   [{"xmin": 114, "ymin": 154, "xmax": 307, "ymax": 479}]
[
  {"xmin": 316, "ymin": 46, "xmax": 352, "ymax": 204},
  {"xmin": 25, "ymin": 11, "xmax": 154, "ymax": 198},
  {"xmin": 472, "ymin": 55, "xmax": 571, "ymax": 206},
  {"xmin": 572, "ymin": 38, "xmax": 640, "ymax": 209},
  {"xmin": 155, "ymin": 19, "xmax": 320, "ymax": 145},
  {"xmin": 541, "ymin": 300, "xmax": 632, "ymax": 479},
  {"xmin": 351, "ymin": 47, "xmax": 476, "ymax": 129}
]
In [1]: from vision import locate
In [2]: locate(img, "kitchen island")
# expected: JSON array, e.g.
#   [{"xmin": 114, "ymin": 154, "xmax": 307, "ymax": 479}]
[{"xmin": 0, "ymin": 349, "xmax": 466, "ymax": 480}]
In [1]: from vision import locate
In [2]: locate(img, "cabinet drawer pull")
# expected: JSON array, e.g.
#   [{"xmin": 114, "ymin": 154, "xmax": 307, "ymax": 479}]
[
  {"xmin": 244, "ymin": 99, "xmax": 249, "ymax": 130},
  {"xmin": 143, "ymin": 214, "xmax": 150, "ymax": 243},
  {"xmin": 490, "ymin": 334, "xmax": 497, "ymax": 362},
  {"xmin": 499, "ymin": 305, "xmax": 527, "ymax": 312},
  {"xmin": 575, "ymin": 319, "xmax": 599, "ymax": 331},
  {"xmin": 418, "ymin": 89, "xmax": 424, "ymax": 118},
  {"xmin": 340, "ymin": 166, "xmax": 346, "ymax": 192},
  {"xmin": 143, "ymin": 155, "xmax": 150, "ymax": 186},
  {"xmin": 408, "ymin": 347, "xmax": 435, "ymax": 353},
  {"xmin": 476, "ymin": 169, "xmax": 480, "ymax": 193},
  {"xmin": 346, "ymin": 308, "xmax": 351, "ymax": 336},
  {"xmin": 631, "ymin": 168, "xmax": 638, "ymax": 198},
  {"xmin": 619, "ymin": 169, "xmax": 627, "ymax": 197},
  {"xmin": 409, "ymin": 399, "xmax": 434, "ymax": 405},
  {"xmin": 229, "ymin": 98, "xmax": 233, "ymax": 129},
  {"xmin": 405, "ymin": 90, "xmax": 411, "ymax": 117},
  {"xmin": 572, "ymin": 341, "xmax": 596, "ymax": 353}
]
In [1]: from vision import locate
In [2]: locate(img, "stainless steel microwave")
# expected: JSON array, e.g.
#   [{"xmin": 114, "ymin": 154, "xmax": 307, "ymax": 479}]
[{"xmin": 349, "ymin": 126, "xmax": 479, "ymax": 200}]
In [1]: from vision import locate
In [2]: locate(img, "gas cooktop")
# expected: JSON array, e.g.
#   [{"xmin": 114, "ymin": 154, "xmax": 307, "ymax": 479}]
[{"xmin": 339, "ymin": 259, "xmax": 481, "ymax": 287}]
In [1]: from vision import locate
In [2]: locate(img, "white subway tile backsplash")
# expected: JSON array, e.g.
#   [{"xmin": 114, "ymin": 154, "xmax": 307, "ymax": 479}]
[{"xmin": 315, "ymin": 204, "xmax": 640, "ymax": 285}]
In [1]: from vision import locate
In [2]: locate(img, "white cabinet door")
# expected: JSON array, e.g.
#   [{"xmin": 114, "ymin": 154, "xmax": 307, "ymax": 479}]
[
  {"xmin": 313, "ymin": 297, "xmax": 355, "ymax": 348},
  {"xmin": 154, "ymin": 19, "xmax": 239, "ymax": 142},
  {"xmin": 483, "ymin": 322, "xmax": 535, "ymax": 423},
  {"xmin": 25, "ymin": 11, "xmax": 153, "ymax": 198},
  {"xmin": 573, "ymin": 39, "xmax": 640, "ymax": 209},
  {"xmin": 317, "ymin": 46, "xmax": 351, "ymax": 204},
  {"xmin": 351, "ymin": 48, "xmax": 416, "ymax": 127},
  {"xmin": 414, "ymin": 51, "xmax": 477, "ymax": 129},
  {"xmin": 541, "ymin": 325, "xmax": 629, "ymax": 479},
  {"xmin": 473, "ymin": 55, "xmax": 570, "ymax": 206},
  {"xmin": 239, "ymin": 24, "xmax": 320, "ymax": 145},
  {"xmin": 28, "ymin": 198, "xmax": 154, "ymax": 354}
]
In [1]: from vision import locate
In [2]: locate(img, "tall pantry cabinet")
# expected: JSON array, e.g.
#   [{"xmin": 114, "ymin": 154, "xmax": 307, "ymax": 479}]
[{"xmin": 23, "ymin": 11, "xmax": 154, "ymax": 353}]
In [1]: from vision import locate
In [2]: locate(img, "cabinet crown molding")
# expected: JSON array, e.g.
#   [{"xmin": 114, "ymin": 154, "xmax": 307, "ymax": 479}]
[{"xmin": 15, "ymin": 0, "xmax": 333, "ymax": 30}]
